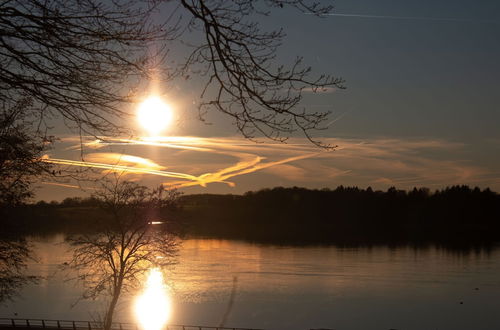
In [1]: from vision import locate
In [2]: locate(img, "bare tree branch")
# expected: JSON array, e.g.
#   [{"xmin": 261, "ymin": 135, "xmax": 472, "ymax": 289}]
[
  {"xmin": 0, "ymin": 0, "xmax": 180, "ymax": 136},
  {"xmin": 63, "ymin": 177, "xmax": 180, "ymax": 330},
  {"xmin": 2, "ymin": 0, "xmax": 342, "ymax": 145},
  {"xmin": 0, "ymin": 237, "xmax": 38, "ymax": 303},
  {"xmin": 178, "ymin": 0, "xmax": 344, "ymax": 147}
]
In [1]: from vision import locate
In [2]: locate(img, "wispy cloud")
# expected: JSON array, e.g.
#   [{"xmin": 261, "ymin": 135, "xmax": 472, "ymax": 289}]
[
  {"xmin": 43, "ymin": 136, "xmax": 327, "ymax": 188},
  {"xmin": 85, "ymin": 153, "xmax": 166, "ymax": 171},
  {"xmin": 312, "ymin": 12, "xmax": 500, "ymax": 24},
  {"xmin": 314, "ymin": 138, "xmax": 490, "ymax": 189},
  {"xmin": 163, "ymin": 151, "xmax": 323, "ymax": 188},
  {"xmin": 41, "ymin": 135, "xmax": 498, "ymax": 192}
]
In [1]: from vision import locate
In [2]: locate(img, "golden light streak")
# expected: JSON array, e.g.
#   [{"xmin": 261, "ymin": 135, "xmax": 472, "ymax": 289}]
[
  {"xmin": 42, "ymin": 153, "xmax": 322, "ymax": 188},
  {"xmin": 41, "ymin": 182, "xmax": 83, "ymax": 189},
  {"xmin": 85, "ymin": 153, "xmax": 166, "ymax": 171},
  {"xmin": 163, "ymin": 152, "xmax": 322, "ymax": 188},
  {"xmin": 48, "ymin": 136, "xmax": 496, "ymax": 191},
  {"xmin": 80, "ymin": 136, "xmax": 312, "ymax": 153},
  {"xmin": 42, "ymin": 157, "xmax": 199, "ymax": 181},
  {"xmin": 135, "ymin": 268, "xmax": 171, "ymax": 330},
  {"xmin": 45, "ymin": 136, "xmax": 329, "ymax": 188}
]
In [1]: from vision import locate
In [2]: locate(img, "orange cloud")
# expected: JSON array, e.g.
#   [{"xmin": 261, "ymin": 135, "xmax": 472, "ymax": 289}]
[{"xmin": 43, "ymin": 135, "xmax": 497, "ymax": 192}]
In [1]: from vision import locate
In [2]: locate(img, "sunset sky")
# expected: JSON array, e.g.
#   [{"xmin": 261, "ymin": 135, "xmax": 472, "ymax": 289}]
[{"xmin": 38, "ymin": 0, "xmax": 500, "ymax": 200}]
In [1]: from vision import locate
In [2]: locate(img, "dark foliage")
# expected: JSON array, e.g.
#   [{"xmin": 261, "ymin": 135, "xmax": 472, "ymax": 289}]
[
  {"xmin": 180, "ymin": 185, "xmax": 500, "ymax": 247},
  {"xmin": 18, "ymin": 185, "xmax": 500, "ymax": 249},
  {"xmin": 0, "ymin": 99, "xmax": 49, "ymax": 303},
  {"xmin": 0, "ymin": 237, "xmax": 37, "ymax": 303},
  {"xmin": 0, "ymin": 99, "xmax": 51, "ymax": 208}
]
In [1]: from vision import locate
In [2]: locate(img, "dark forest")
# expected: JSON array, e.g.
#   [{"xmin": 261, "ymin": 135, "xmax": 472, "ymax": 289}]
[{"xmin": 11, "ymin": 185, "xmax": 500, "ymax": 247}]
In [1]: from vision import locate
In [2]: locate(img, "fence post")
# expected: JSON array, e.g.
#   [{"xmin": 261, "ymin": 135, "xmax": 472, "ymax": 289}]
[
  {"xmin": 11, "ymin": 319, "xmax": 15, "ymax": 328},
  {"xmin": 57, "ymin": 320, "xmax": 61, "ymax": 329},
  {"xmin": 88, "ymin": 322, "xmax": 91, "ymax": 330},
  {"xmin": 73, "ymin": 321, "xmax": 76, "ymax": 330},
  {"xmin": 42, "ymin": 320, "xmax": 46, "ymax": 328},
  {"xmin": 26, "ymin": 320, "xmax": 30, "ymax": 327},
  {"xmin": 120, "ymin": 323, "xmax": 123, "ymax": 330}
]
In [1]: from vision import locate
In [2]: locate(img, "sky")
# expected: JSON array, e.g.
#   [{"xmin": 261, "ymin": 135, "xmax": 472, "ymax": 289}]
[{"xmin": 37, "ymin": 0, "xmax": 500, "ymax": 200}]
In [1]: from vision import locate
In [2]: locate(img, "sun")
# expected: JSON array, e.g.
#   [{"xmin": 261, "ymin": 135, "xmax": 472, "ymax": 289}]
[{"xmin": 137, "ymin": 96, "xmax": 173, "ymax": 136}]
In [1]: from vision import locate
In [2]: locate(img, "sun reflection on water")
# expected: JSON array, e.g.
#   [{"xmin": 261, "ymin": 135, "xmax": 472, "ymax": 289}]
[{"xmin": 135, "ymin": 268, "xmax": 171, "ymax": 330}]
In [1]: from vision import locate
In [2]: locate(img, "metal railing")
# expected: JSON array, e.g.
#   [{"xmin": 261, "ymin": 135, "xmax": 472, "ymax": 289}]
[{"xmin": 0, "ymin": 318, "xmax": 263, "ymax": 330}]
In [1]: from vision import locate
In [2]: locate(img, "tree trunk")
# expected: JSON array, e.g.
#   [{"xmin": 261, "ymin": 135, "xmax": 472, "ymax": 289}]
[{"xmin": 103, "ymin": 284, "xmax": 121, "ymax": 330}]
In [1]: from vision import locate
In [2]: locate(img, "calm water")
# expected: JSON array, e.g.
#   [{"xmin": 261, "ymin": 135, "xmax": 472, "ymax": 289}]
[{"xmin": 1, "ymin": 235, "xmax": 500, "ymax": 330}]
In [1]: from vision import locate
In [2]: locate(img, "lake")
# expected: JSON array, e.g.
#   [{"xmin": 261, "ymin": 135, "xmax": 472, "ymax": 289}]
[{"xmin": 1, "ymin": 234, "xmax": 500, "ymax": 330}]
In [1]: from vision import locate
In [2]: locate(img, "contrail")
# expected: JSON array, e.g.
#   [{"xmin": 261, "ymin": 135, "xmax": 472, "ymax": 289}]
[
  {"xmin": 164, "ymin": 151, "xmax": 324, "ymax": 188},
  {"xmin": 312, "ymin": 12, "xmax": 500, "ymax": 24},
  {"xmin": 43, "ymin": 158, "xmax": 199, "ymax": 181},
  {"xmin": 41, "ymin": 181, "xmax": 83, "ymax": 189},
  {"xmin": 47, "ymin": 136, "xmax": 331, "ymax": 189}
]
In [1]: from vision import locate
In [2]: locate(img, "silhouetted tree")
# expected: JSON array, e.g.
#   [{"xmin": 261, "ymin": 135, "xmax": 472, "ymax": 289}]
[
  {"xmin": 180, "ymin": 185, "xmax": 500, "ymax": 246},
  {"xmin": 178, "ymin": 0, "xmax": 344, "ymax": 145},
  {"xmin": 0, "ymin": 99, "xmax": 50, "ymax": 302},
  {"xmin": 1, "ymin": 0, "xmax": 341, "ymax": 299},
  {"xmin": 1, "ymin": 0, "xmax": 343, "ymax": 144},
  {"xmin": 0, "ymin": 99, "xmax": 51, "ymax": 207},
  {"xmin": 0, "ymin": 238, "xmax": 37, "ymax": 303},
  {"xmin": 64, "ymin": 178, "xmax": 180, "ymax": 330},
  {"xmin": 0, "ymin": 0, "xmax": 173, "ymax": 135},
  {"xmin": 9, "ymin": 184, "xmax": 500, "ymax": 247}
]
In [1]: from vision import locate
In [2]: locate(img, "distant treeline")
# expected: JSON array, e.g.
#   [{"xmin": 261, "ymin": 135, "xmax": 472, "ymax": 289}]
[
  {"xmin": 13, "ymin": 185, "xmax": 500, "ymax": 246},
  {"xmin": 179, "ymin": 185, "xmax": 500, "ymax": 246}
]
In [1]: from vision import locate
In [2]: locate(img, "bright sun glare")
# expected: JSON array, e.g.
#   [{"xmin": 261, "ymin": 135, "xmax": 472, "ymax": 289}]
[
  {"xmin": 135, "ymin": 268, "xmax": 171, "ymax": 330},
  {"xmin": 137, "ymin": 96, "xmax": 173, "ymax": 136}
]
